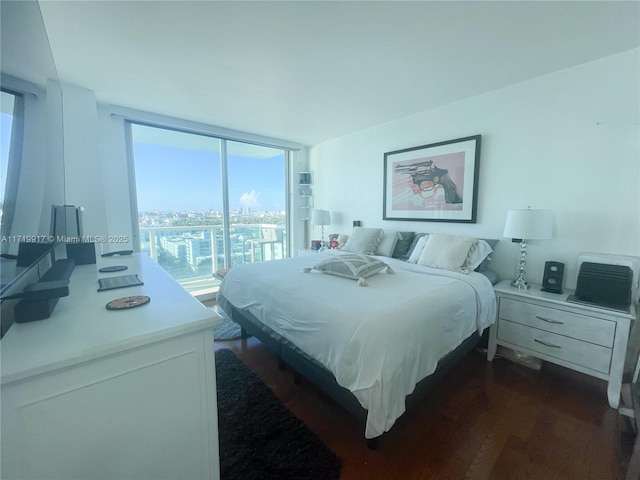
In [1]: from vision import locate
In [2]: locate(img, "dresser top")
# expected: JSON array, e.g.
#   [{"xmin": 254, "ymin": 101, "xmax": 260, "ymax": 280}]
[{"xmin": 1, "ymin": 253, "xmax": 221, "ymax": 385}]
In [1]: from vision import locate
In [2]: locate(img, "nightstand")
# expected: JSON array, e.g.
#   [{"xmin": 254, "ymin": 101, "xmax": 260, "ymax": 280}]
[{"xmin": 488, "ymin": 279, "xmax": 636, "ymax": 408}]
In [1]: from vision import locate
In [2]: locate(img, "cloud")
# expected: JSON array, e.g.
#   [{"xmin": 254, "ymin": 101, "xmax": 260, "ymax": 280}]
[{"xmin": 240, "ymin": 190, "xmax": 261, "ymax": 209}]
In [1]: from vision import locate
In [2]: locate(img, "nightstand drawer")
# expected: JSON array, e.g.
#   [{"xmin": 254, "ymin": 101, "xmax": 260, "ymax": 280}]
[
  {"xmin": 499, "ymin": 298, "xmax": 615, "ymax": 348},
  {"xmin": 498, "ymin": 320, "xmax": 612, "ymax": 374}
]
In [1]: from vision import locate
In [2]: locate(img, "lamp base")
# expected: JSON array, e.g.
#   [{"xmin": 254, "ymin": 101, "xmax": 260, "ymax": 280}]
[
  {"xmin": 511, "ymin": 277, "xmax": 530, "ymax": 290},
  {"xmin": 319, "ymin": 226, "xmax": 326, "ymax": 251},
  {"xmin": 511, "ymin": 239, "xmax": 530, "ymax": 290}
]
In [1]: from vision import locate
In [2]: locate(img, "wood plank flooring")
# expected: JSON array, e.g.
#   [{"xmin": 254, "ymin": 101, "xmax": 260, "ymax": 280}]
[{"xmin": 213, "ymin": 334, "xmax": 624, "ymax": 479}]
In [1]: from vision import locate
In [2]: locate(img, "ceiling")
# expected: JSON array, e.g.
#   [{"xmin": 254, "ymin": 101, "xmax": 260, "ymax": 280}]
[{"xmin": 37, "ymin": 1, "xmax": 640, "ymax": 146}]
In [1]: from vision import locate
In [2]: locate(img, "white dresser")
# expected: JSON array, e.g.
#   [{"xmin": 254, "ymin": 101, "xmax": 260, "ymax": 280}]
[
  {"xmin": 488, "ymin": 279, "xmax": 636, "ymax": 408},
  {"xmin": 1, "ymin": 253, "xmax": 222, "ymax": 479}
]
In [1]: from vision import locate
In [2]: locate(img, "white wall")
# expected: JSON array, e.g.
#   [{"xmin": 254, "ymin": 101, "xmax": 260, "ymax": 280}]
[
  {"xmin": 309, "ymin": 49, "xmax": 640, "ymax": 289},
  {"xmin": 61, "ymin": 83, "xmax": 108, "ymax": 240}
]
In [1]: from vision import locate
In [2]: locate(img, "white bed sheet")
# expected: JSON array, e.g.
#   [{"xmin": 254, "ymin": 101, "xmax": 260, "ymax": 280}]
[{"xmin": 218, "ymin": 250, "xmax": 496, "ymax": 438}]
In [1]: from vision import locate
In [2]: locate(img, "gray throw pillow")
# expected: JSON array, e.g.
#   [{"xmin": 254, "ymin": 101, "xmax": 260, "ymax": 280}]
[{"xmin": 311, "ymin": 254, "xmax": 388, "ymax": 280}]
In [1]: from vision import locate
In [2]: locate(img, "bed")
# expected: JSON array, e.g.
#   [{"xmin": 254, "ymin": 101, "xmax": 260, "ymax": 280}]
[{"xmin": 217, "ymin": 231, "xmax": 498, "ymax": 448}]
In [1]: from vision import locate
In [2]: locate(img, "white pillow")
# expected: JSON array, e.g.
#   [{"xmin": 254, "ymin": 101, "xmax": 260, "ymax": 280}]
[
  {"xmin": 342, "ymin": 227, "xmax": 383, "ymax": 255},
  {"xmin": 417, "ymin": 234, "xmax": 476, "ymax": 272},
  {"xmin": 375, "ymin": 230, "xmax": 399, "ymax": 257},
  {"xmin": 464, "ymin": 239, "xmax": 494, "ymax": 270},
  {"xmin": 407, "ymin": 235, "xmax": 429, "ymax": 263}
]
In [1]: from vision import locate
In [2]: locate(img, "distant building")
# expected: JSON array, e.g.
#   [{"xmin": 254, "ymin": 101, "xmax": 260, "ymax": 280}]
[
  {"xmin": 160, "ymin": 236, "xmax": 187, "ymax": 261},
  {"xmin": 159, "ymin": 231, "xmax": 212, "ymax": 271},
  {"xmin": 184, "ymin": 232, "xmax": 212, "ymax": 267}
]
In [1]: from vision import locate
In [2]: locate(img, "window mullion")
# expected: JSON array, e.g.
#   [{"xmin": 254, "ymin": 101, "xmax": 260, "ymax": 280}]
[{"xmin": 220, "ymin": 139, "xmax": 232, "ymax": 269}]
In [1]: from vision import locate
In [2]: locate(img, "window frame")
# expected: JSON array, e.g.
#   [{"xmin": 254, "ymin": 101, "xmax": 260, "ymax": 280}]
[
  {"xmin": 0, "ymin": 87, "xmax": 26, "ymax": 241},
  {"xmin": 124, "ymin": 116, "xmax": 296, "ymax": 276}
]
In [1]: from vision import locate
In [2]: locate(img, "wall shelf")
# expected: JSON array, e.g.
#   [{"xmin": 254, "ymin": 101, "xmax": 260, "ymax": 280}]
[{"xmin": 298, "ymin": 172, "xmax": 313, "ymax": 221}]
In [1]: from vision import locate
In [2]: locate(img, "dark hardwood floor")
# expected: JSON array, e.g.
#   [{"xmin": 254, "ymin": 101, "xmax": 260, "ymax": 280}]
[{"xmin": 213, "ymin": 334, "xmax": 625, "ymax": 479}]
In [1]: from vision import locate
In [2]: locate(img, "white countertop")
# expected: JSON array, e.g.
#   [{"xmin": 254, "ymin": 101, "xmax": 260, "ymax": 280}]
[{"xmin": 1, "ymin": 253, "xmax": 221, "ymax": 385}]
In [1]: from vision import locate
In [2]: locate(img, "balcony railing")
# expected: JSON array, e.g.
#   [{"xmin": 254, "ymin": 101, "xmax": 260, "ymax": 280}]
[{"xmin": 139, "ymin": 223, "xmax": 286, "ymax": 295}]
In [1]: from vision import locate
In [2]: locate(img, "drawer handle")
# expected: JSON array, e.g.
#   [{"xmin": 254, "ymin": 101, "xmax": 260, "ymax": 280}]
[
  {"xmin": 534, "ymin": 339, "xmax": 561, "ymax": 349},
  {"xmin": 536, "ymin": 315, "xmax": 564, "ymax": 325}
]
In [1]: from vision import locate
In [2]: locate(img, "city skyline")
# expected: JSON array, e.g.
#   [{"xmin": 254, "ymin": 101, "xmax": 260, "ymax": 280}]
[{"xmin": 137, "ymin": 207, "xmax": 285, "ymax": 227}]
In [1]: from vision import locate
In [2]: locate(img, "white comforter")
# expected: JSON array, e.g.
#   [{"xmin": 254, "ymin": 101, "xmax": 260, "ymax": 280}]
[{"xmin": 218, "ymin": 251, "xmax": 496, "ymax": 439}]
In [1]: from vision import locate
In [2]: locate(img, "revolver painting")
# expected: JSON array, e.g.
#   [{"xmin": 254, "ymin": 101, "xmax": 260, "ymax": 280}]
[{"xmin": 394, "ymin": 160, "xmax": 463, "ymax": 204}]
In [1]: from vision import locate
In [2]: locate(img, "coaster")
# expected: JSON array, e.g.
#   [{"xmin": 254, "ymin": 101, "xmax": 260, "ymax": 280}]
[
  {"xmin": 106, "ymin": 295, "xmax": 150, "ymax": 310},
  {"xmin": 99, "ymin": 265, "xmax": 128, "ymax": 273}
]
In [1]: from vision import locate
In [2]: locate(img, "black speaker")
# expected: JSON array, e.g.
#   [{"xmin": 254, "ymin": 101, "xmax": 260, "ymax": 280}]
[
  {"xmin": 14, "ymin": 297, "xmax": 61, "ymax": 323},
  {"xmin": 16, "ymin": 242, "xmax": 53, "ymax": 267},
  {"xmin": 23, "ymin": 280, "xmax": 70, "ymax": 301},
  {"xmin": 541, "ymin": 261, "xmax": 564, "ymax": 294}
]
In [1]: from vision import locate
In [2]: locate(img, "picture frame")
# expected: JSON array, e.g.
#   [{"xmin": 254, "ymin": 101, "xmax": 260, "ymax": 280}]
[{"xmin": 383, "ymin": 135, "xmax": 481, "ymax": 223}]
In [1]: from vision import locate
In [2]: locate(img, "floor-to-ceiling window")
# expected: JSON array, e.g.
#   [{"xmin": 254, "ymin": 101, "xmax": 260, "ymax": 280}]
[{"xmin": 129, "ymin": 122, "xmax": 288, "ymax": 296}]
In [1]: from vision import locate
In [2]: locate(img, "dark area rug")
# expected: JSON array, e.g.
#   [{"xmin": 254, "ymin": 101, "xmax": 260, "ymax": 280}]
[{"xmin": 215, "ymin": 348, "xmax": 342, "ymax": 480}]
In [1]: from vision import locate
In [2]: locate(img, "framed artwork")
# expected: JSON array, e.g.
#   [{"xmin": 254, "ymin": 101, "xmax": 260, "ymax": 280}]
[{"xmin": 383, "ymin": 135, "xmax": 481, "ymax": 223}]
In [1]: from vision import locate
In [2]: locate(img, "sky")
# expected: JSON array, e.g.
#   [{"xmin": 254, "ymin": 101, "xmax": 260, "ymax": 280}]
[{"xmin": 132, "ymin": 134, "xmax": 286, "ymax": 213}]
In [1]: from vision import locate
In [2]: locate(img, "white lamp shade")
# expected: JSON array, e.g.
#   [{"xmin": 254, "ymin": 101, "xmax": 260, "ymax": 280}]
[
  {"xmin": 311, "ymin": 209, "xmax": 331, "ymax": 226},
  {"xmin": 503, "ymin": 209, "xmax": 552, "ymax": 240}
]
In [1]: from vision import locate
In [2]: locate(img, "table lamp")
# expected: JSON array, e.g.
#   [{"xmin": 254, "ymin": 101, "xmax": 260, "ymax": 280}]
[
  {"xmin": 311, "ymin": 209, "xmax": 331, "ymax": 251},
  {"xmin": 503, "ymin": 208, "xmax": 552, "ymax": 289}
]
